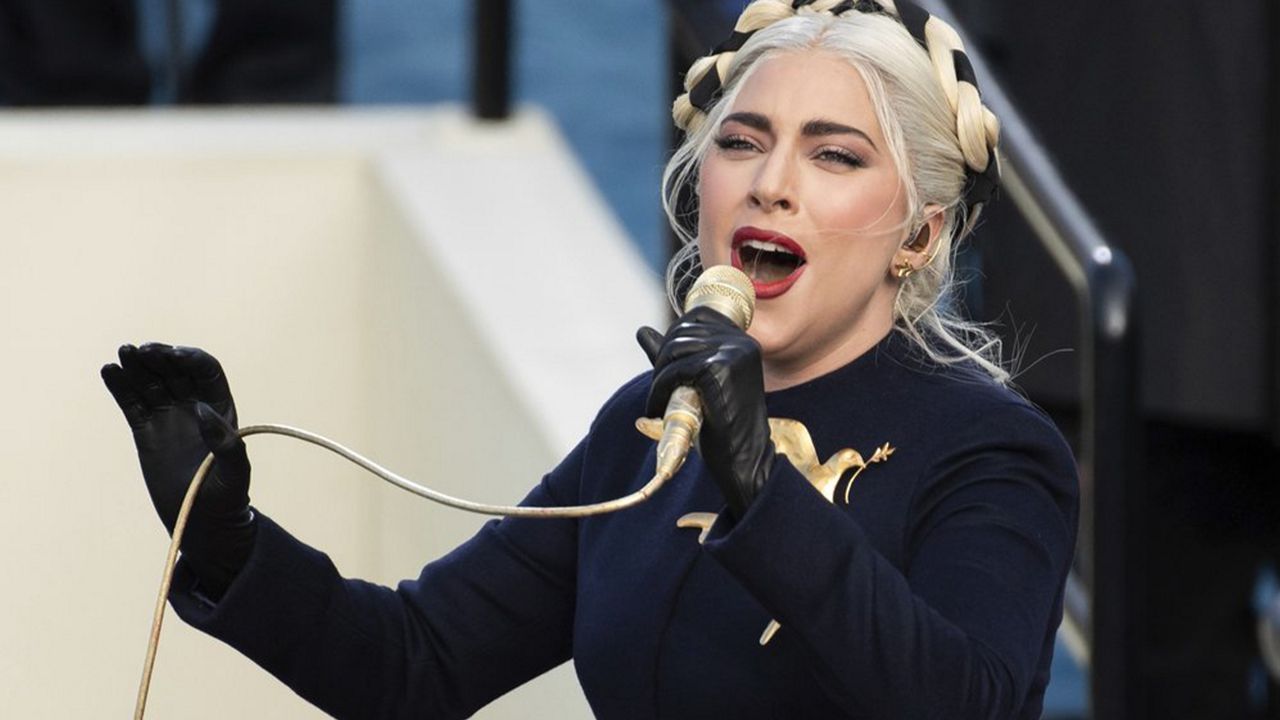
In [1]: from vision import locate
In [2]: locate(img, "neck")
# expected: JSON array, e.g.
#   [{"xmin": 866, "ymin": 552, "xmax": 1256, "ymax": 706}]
[{"xmin": 762, "ymin": 320, "xmax": 894, "ymax": 392}]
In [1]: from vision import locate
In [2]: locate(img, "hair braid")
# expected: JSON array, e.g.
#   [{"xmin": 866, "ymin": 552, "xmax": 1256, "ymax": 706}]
[
  {"xmin": 673, "ymin": 0, "xmax": 798, "ymax": 133},
  {"xmin": 672, "ymin": 0, "xmax": 1000, "ymax": 216}
]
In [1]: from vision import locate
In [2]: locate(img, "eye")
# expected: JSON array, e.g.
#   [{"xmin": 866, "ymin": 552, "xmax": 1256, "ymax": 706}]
[
  {"xmin": 714, "ymin": 134, "xmax": 760, "ymax": 153},
  {"xmin": 815, "ymin": 146, "xmax": 866, "ymax": 168}
]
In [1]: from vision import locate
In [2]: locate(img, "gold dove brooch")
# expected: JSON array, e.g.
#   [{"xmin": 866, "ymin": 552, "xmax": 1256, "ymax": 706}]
[{"xmin": 636, "ymin": 415, "xmax": 895, "ymax": 646}]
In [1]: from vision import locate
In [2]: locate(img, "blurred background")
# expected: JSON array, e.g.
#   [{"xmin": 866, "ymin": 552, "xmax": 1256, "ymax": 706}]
[{"xmin": 1, "ymin": 0, "xmax": 1276, "ymax": 718}]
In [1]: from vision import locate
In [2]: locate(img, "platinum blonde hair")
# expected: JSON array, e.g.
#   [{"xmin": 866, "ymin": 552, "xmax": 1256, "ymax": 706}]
[{"xmin": 662, "ymin": 2, "xmax": 1008, "ymax": 383}]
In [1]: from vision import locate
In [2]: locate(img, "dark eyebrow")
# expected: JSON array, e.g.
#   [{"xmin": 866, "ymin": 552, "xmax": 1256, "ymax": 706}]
[
  {"xmin": 802, "ymin": 119, "xmax": 878, "ymax": 151},
  {"xmin": 722, "ymin": 111, "xmax": 772, "ymax": 133},
  {"xmin": 720, "ymin": 112, "xmax": 878, "ymax": 151}
]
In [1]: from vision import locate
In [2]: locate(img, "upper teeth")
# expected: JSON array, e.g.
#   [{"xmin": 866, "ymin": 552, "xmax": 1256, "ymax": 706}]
[{"xmin": 743, "ymin": 239, "xmax": 794, "ymax": 255}]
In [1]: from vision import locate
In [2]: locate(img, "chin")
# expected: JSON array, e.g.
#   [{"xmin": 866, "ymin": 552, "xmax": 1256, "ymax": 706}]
[{"xmin": 747, "ymin": 312, "xmax": 793, "ymax": 362}]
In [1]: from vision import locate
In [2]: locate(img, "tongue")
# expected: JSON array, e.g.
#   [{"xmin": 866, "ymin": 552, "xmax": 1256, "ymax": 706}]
[{"xmin": 742, "ymin": 247, "xmax": 800, "ymax": 283}]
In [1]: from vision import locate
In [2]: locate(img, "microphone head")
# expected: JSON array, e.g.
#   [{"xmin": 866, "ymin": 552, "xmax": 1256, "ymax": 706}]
[{"xmin": 683, "ymin": 265, "xmax": 756, "ymax": 330}]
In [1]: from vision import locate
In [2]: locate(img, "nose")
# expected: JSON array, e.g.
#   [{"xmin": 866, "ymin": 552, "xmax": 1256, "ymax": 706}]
[{"xmin": 749, "ymin": 150, "xmax": 796, "ymax": 212}]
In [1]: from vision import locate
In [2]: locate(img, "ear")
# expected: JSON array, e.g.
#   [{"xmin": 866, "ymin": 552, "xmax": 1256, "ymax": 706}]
[{"xmin": 891, "ymin": 204, "xmax": 945, "ymax": 279}]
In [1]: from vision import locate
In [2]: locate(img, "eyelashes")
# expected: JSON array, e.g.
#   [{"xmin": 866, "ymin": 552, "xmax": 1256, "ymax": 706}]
[
  {"xmin": 815, "ymin": 146, "xmax": 866, "ymax": 168},
  {"xmin": 714, "ymin": 135, "xmax": 757, "ymax": 152},
  {"xmin": 713, "ymin": 135, "xmax": 867, "ymax": 169}
]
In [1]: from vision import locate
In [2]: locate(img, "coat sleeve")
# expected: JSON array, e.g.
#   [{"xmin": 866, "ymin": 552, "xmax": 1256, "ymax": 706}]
[
  {"xmin": 701, "ymin": 402, "xmax": 1079, "ymax": 720},
  {"xmin": 168, "ymin": 435, "xmax": 588, "ymax": 720}
]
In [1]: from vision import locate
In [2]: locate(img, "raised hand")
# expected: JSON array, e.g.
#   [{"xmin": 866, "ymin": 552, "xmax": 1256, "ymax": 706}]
[{"xmin": 102, "ymin": 343, "xmax": 255, "ymax": 598}]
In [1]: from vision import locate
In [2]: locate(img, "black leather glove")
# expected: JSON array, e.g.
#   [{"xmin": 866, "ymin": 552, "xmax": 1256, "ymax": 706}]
[
  {"xmin": 101, "ymin": 343, "xmax": 255, "ymax": 598},
  {"xmin": 637, "ymin": 307, "xmax": 776, "ymax": 520}
]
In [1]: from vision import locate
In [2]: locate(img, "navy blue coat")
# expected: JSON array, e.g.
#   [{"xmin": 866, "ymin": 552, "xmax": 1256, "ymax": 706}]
[{"xmin": 170, "ymin": 332, "xmax": 1078, "ymax": 718}]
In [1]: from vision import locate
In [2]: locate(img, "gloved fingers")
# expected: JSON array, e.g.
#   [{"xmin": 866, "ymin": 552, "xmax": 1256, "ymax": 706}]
[
  {"xmin": 136, "ymin": 342, "xmax": 198, "ymax": 402},
  {"xmin": 680, "ymin": 305, "xmax": 742, "ymax": 329},
  {"xmin": 196, "ymin": 402, "xmax": 251, "ymax": 495},
  {"xmin": 117, "ymin": 344, "xmax": 172, "ymax": 408},
  {"xmin": 101, "ymin": 363, "xmax": 150, "ymax": 428},
  {"xmin": 170, "ymin": 346, "xmax": 236, "ymax": 421},
  {"xmin": 647, "ymin": 322, "xmax": 725, "ymax": 371},
  {"xmin": 652, "ymin": 332, "xmax": 759, "ymax": 378},
  {"xmin": 646, "ymin": 342, "xmax": 763, "ymax": 417},
  {"xmin": 651, "ymin": 332, "xmax": 721, "ymax": 371},
  {"xmin": 663, "ymin": 309, "xmax": 738, "ymax": 343},
  {"xmin": 636, "ymin": 326, "xmax": 665, "ymax": 366},
  {"xmin": 650, "ymin": 306, "xmax": 751, "ymax": 368},
  {"xmin": 645, "ymin": 353, "xmax": 715, "ymax": 418}
]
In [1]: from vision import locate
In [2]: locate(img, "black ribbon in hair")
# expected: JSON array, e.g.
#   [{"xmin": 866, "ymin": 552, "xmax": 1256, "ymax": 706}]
[
  {"xmin": 714, "ymin": 30, "xmax": 754, "ymax": 54},
  {"xmin": 950, "ymin": 49, "xmax": 996, "ymax": 208},
  {"xmin": 951, "ymin": 50, "xmax": 977, "ymax": 88},
  {"xmin": 965, "ymin": 153, "xmax": 999, "ymax": 209},
  {"xmin": 688, "ymin": 31, "xmax": 755, "ymax": 112},
  {"xmin": 893, "ymin": 0, "xmax": 930, "ymax": 50},
  {"xmin": 689, "ymin": 65, "xmax": 725, "ymax": 113}
]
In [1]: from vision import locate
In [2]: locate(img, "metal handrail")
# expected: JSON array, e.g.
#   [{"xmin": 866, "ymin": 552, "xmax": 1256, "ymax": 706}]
[{"xmin": 917, "ymin": 2, "xmax": 1142, "ymax": 718}]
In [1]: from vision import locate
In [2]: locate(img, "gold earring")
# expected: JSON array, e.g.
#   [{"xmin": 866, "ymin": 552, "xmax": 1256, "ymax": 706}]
[{"xmin": 895, "ymin": 259, "xmax": 915, "ymax": 279}]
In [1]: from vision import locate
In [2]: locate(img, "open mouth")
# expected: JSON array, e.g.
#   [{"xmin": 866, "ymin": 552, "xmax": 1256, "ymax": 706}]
[
  {"xmin": 736, "ymin": 239, "xmax": 807, "ymax": 284},
  {"xmin": 730, "ymin": 228, "xmax": 808, "ymax": 298}
]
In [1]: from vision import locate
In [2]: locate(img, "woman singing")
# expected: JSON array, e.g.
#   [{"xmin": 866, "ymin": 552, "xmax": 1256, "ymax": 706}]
[{"xmin": 102, "ymin": 1, "xmax": 1077, "ymax": 717}]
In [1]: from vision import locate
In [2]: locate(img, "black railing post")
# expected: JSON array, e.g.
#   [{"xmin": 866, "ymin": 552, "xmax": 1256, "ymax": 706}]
[
  {"xmin": 1086, "ymin": 256, "xmax": 1144, "ymax": 720},
  {"xmin": 1269, "ymin": 0, "xmax": 1280, "ymax": 447},
  {"xmin": 473, "ymin": 0, "xmax": 512, "ymax": 120},
  {"xmin": 165, "ymin": 0, "xmax": 184, "ymax": 103}
]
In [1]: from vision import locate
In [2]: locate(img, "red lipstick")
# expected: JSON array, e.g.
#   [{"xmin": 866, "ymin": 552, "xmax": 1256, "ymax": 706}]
[{"xmin": 730, "ymin": 226, "xmax": 808, "ymax": 299}]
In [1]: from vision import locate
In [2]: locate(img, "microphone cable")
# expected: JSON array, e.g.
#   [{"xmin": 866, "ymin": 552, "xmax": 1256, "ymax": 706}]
[
  {"xmin": 134, "ymin": 266, "xmax": 755, "ymax": 718},
  {"xmin": 134, "ymin": 422, "xmax": 681, "ymax": 719}
]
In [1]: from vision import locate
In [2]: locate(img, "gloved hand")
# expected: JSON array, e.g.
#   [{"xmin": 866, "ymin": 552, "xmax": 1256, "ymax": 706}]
[
  {"xmin": 101, "ymin": 343, "xmax": 255, "ymax": 598},
  {"xmin": 637, "ymin": 307, "xmax": 776, "ymax": 520}
]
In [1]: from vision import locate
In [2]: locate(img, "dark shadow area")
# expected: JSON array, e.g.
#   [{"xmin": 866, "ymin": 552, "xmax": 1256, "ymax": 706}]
[
  {"xmin": 0, "ymin": 0, "xmax": 336, "ymax": 105},
  {"xmin": 952, "ymin": 0, "xmax": 1280, "ymax": 716}
]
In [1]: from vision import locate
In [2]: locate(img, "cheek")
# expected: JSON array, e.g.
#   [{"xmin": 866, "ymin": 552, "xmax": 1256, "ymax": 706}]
[
  {"xmin": 830, "ymin": 182, "xmax": 904, "ymax": 232},
  {"xmin": 813, "ymin": 185, "xmax": 909, "ymax": 273}
]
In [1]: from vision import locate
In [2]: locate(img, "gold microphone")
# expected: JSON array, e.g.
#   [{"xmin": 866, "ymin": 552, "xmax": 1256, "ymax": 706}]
[{"xmin": 653, "ymin": 265, "xmax": 756, "ymax": 481}]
